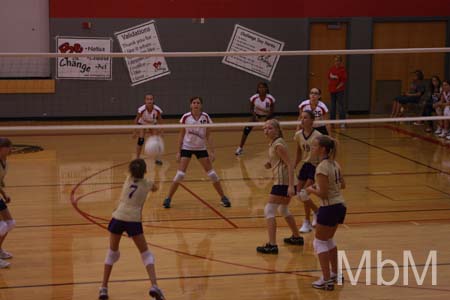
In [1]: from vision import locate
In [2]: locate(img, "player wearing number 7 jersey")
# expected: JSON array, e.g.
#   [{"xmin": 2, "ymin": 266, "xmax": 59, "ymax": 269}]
[{"xmin": 98, "ymin": 159, "xmax": 165, "ymax": 300}]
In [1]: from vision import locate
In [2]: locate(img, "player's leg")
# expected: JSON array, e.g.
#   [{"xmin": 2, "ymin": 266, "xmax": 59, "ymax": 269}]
[
  {"xmin": 163, "ymin": 153, "xmax": 191, "ymax": 208},
  {"xmin": 136, "ymin": 128, "xmax": 145, "ymax": 158},
  {"xmin": 99, "ymin": 232, "xmax": 122, "ymax": 299},
  {"xmin": 236, "ymin": 115, "xmax": 257, "ymax": 155},
  {"xmin": 197, "ymin": 155, "xmax": 231, "ymax": 207},
  {"xmin": 0, "ymin": 206, "xmax": 14, "ymax": 267}
]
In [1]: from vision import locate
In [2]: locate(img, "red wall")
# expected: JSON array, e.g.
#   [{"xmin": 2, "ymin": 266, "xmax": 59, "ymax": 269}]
[{"xmin": 50, "ymin": 0, "xmax": 450, "ymax": 18}]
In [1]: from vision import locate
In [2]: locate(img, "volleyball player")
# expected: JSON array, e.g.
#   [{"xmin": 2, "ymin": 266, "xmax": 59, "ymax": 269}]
[
  {"xmin": 305, "ymin": 135, "xmax": 346, "ymax": 290},
  {"xmin": 98, "ymin": 159, "xmax": 165, "ymax": 300},
  {"xmin": 163, "ymin": 97, "xmax": 231, "ymax": 208},
  {"xmin": 0, "ymin": 138, "xmax": 14, "ymax": 269},
  {"xmin": 294, "ymin": 111, "xmax": 322, "ymax": 233},
  {"xmin": 235, "ymin": 82, "xmax": 275, "ymax": 156},
  {"xmin": 297, "ymin": 88, "xmax": 331, "ymax": 134},
  {"xmin": 135, "ymin": 94, "xmax": 164, "ymax": 165},
  {"xmin": 256, "ymin": 119, "xmax": 303, "ymax": 254}
]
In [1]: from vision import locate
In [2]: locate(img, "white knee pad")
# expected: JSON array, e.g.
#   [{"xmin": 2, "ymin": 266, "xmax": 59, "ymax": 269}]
[
  {"xmin": 105, "ymin": 249, "xmax": 120, "ymax": 265},
  {"xmin": 313, "ymin": 238, "xmax": 329, "ymax": 254},
  {"xmin": 5, "ymin": 219, "xmax": 15, "ymax": 233},
  {"xmin": 173, "ymin": 170, "xmax": 185, "ymax": 183},
  {"xmin": 297, "ymin": 189, "xmax": 309, "ymax": 202},
  {"xmin": 0, "ymin": 221, "xmax": 7, "ymax": 236},
  {"xmin": 327, "ymin": 238, "xmax": 336, "ymax": 250},
  {"xmin": 141, "ymin": 249, "xmax": 154, "ymax": 266},
  {"xmin": 264, "ymin": 203, "xmax": 278, "ymax": 219},
  {"xmin": 207, "ymin": 170, "xmax": 220, "ymax": 182},
  {"xmin": 278, "ymin": 204, "xmax": 291, "ymax": 217}
]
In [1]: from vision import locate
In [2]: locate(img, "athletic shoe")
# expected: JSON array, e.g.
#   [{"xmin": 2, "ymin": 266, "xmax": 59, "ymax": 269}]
[
  {"xmin": 0, "ymin": 259, "xmax": 10, "ymax": 269},
  {"xmin": 312, "ymin": 277, "xmax": 334, "ymax": 290},
  {"xmin": 98, "ymin": 287, "xmax": 108, "ymax": 300},
  {"xmin": 163, "ymin": 198, "xmax": 171, "ymax": 208},
  {"xmin": 155, "ymin": 159, "xmax": 163, "ymax": 166},
  {"xmin": 235, "ymin": 147, "xmax": 243, "ymax": 156},
  {"xmin": 220, "ymin": 196, "xmax": 231, "ymax": 207},
  {"xmin": 434, "ymin": 128, "xmax": 442, "ymax": 135},
  {"xmin": 446, "ymin": 134, "xmax": 450, "ymax": 140},
  {"xmin": 299, "ymin": 220, "xmax": 313, "ymax": 233},
  {"xmin": 149, "ymin": 286, "xmax": 165, "ymax": 300},
  {"xmin": 283, "ymin": 236, "xmax": 304, "ymax": 245},
  {"xmin": 331, "ymin": 272, "xmax": 344, "ymax": 284},
  {"xmin": 0, "ymin": 249, "xmax": 12, "ymax": 259},
  {"xmin": 256, "ymin": 243, "xmax": 278, "ymax": 254},
  {"xmin": 312, "ymin": 212, "xmax": 318, "ymax": 227},
  {"xmin": 438, "ymin": 131, "xmax": 448, "ymax": 138}
]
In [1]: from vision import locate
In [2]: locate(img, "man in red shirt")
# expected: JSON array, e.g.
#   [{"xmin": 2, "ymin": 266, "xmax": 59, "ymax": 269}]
[{"xmin": 328, "ymin": 55, "xmax": 348, "ymax": 127}]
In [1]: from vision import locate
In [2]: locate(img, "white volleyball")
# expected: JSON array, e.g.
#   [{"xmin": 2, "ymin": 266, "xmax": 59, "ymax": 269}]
[{"xmin": 144, "ymin": 136, "xmax": 164, "ymax": 157}]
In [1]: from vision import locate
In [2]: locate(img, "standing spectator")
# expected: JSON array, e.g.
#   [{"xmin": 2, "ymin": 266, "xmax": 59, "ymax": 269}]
[{"xmin": 328, "ymin": 55, "xmax": 347, "ymax": 128}]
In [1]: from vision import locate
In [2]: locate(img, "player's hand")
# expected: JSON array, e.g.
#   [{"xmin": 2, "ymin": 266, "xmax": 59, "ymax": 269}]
[
  {"xmin": 176, "ymin": 152, "xmax": 181, "ymax": 162},
  {"xmin": 288, "ymin": 185, "xmax": 295, "ymax": 197},
  {"xmin": 264, "ymin": 162, "xmax": 271, "ymax": 169},
  {"xmin": 305, "ymin": 186, "xmax": 315, "ymax": 194},
  {"xmin": 298, "ymin": 189, "xmax": 309, "ymax": 201}
]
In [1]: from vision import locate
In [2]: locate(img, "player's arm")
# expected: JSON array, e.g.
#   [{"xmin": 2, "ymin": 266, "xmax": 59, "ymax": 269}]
[
  {"xmin": 0, "ymin": 187, "xmax": 10, "ymax": 203},
  {"xmin": 205, "ymin": 128, "xmax": 215, "ymax": 161},
  {"xmin": 267, "ymin": 102, "xmax": 275, "ymax": 119},
  {"xmin": 276, "ymin": 145, "xmax": 295, "ymax": 196},
  {"xmin": 294, "ymin": 143, "xmax": 302, "ymax": 169},
  {"xmin": 306, "ymin": 174, "xmax": 328, "ymax": 199},
  {"xmin": 249, "ymin": 101, "xmax": 257, "ymax": 119},
  {"xmin": 156, "ymin": 112, "xmax": 163, "ymax": 135}
]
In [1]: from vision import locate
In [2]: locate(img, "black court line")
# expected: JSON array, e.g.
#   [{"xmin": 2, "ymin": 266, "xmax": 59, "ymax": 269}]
[
  {"xmin": 366, "ymin": 186, "xmax": 396, "ymax": 201},
  {"xmin": 4, "ymin": 171, "xmax": 439, "ymax": 189},
  {"xmin": 426, "ymin": 185, "xmax": 450, "ymax": 197},
  {"xmin": 1, "ymin": 262, "xmax": 449, "ymax": 291},
  {"xmin": 13, "ymin": 207, "xmax": 450, "ymax": 230},
  {"xmin": 336, "ymin": 131, "xmax": 450, "ymax": 176}
]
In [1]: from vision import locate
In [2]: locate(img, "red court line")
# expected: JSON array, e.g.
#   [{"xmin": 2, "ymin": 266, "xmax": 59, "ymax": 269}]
[{"xmin": 179, "ymin": 183, "xmax": 238, "ymax": 228}]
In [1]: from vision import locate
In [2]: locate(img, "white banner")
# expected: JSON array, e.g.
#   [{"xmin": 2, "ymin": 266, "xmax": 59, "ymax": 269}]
[
  {"xmin": 222, "ymin": 25, "xmax": 284, "ymax": 81},
  {"xmin": 56, "ymin": 37, "xmax": 112, "ymax": 80},
  {"xmin": 115, "ymin": 21, "xmax": 170, "ymax": 86}
]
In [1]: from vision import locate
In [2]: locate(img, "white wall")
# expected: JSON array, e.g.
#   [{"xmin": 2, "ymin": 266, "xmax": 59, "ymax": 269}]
[{"xmin": 0, "ymin": 0, "xmax": 50, "ymax": 77}]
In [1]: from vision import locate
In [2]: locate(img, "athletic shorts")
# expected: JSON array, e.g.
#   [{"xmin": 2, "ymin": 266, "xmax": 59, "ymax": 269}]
[
  {"xmin": 0, "ymin": 199, "xmax": 7, "ymax": 211},
  {"xmin": 298, "ymin": 162, "xmax": 316, "ymax": 181},
  {"xmin": 317, "ymin": 203, "xmax": 347, "ymax": 227},
  {"xmin": 314, "ymin": 126, "xmax": 329, "ymax": 135},
  {"xmin": 180, "ymin": 149, "xmax": 209, "ymax": 159},
  {"xmin": 270, "ymin": 185, "xmax": 295, "ymax": 197},
  {"xmin": 108, "ymin": 218, "xmax": 143, "ymax": 237}
]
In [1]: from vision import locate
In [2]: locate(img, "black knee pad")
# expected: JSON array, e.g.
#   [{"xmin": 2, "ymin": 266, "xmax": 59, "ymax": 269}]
[
  {"xmin": 243, "ymin": 126, "xmax": 253, "ymax": 136},
  {"xmin": 137, "ymin": 137, "xmax": 145, "ymax": 146}
]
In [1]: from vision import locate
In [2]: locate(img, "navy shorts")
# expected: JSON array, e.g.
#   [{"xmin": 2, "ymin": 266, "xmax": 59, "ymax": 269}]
[
  {"xmin": 108, "ymin": 218, "xmax": 143, "ymax": 237},
  {"xmin": 395, "ymin": 95, "xmax": 420, "ymax": 105},
  {"xmin": 315, "ymin": 126, "xmax": 329, "ymax": 135},
  {"xmin": 0, "ymin": 199, "xmax": 7, "ymax": 211},
  {"xmin": 270, "ymin": 185, "xmax": 295, "ymax": 197},
  {"xmin": 298, "ymin": 162, "xmax": 316, "ymax": 181},
  {"xmin": 317, "ymin": 203, "xmax": 347, "ymax": 227},
  {"xmin": 180, "ymin": 149, "xmax": 209, "ymax": 159}
]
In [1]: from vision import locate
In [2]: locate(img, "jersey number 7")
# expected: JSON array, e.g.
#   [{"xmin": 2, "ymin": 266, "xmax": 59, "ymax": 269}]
[{"xmin": 129, "ymin": 184, "xmax": 138, "ymax": 199}]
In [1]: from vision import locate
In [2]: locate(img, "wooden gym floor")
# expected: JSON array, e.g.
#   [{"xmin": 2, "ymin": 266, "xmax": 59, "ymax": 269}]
[{"xmin": 0, "ymin": 118, "xmax": 449, "ymax": 300}]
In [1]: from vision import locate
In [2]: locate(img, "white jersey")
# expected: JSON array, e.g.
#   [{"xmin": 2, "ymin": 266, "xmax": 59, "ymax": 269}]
[
  {"xmin": 137, "ymin": 105, "xmax": 162, "ymax": 124},
  {"xmin": 443, "ymin": 91, "xmax": 450, "ymax": 116},
  {"xmin": 250, "ymin": 94, "xmax": 275, "ymax": 116},
  {"xmin": 298, "ymin": 100, "xmax": 328, "ymax": 127},
  {"xmin": 180, "ymin": 112, "xmax": 212, "ymax": 151}
]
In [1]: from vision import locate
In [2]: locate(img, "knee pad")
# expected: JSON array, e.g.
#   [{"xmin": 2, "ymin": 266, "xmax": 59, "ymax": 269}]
[
  {"xmin": 243, "ymin": 126, "xmax": 253, "ymax": 136},
  {"xmin": 5, "ymin": 219, "xmax": 15, "ymax": 233},
  {"xmin": 264, "ymin": 203, "xmax": 278, "ymax": 219},
  {"xmin": 141, "ymin": 249, "xmax": 154, "ymax": 266},
  {"xmin": 137, "ymin": 137, "xmax": 145, "ymax": 146},
  {"xmin": 313, "ymin": 238, "xmax": 329, "ymax": 255},
  {"xmin": 278, "ymin": 204, "xmax": 291, "ymax": 217},
  {"xmin": 105, "ymin": 249, "xmax": 120, "ymax": 266},
  {"xmin": 0, "ymin": 221, "xmax": 7, "ymax": 236},
  {"xmin": 207, "ymin": 170, "xmax": 220, "ymax": 182},
  {"xmin": 327, "ymin": 238, "xmax": 336, "ymax": 250},
  {"xmin": 173, "ymin": 170, "xmax": 185, "ymax": 183}
]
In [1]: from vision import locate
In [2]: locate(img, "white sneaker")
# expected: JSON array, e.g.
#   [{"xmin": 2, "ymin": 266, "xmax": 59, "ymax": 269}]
[
  {"xmin": 446, "ymin": 134, "xmax": 450, "ymax": 140},
  {"xmin": 438, "ymin": 131, "xmax": 448, "ymax": 138},
  {"xmin": 98, "ymin": 287, "xmax": 108, "ymax": 300},
  {"xmin": 0, "ymin": 259, "xmax": 10, "ymax": 269},
  {"xmin": 330, "ymin": 272, "xmax": 344, "ymax": 284},
  {"xmin": 0, "ymin": 249, "xmax": 12, "ymax": 259},
  {"xmin": 312, "ymin": 212, "xmax": 318, "ymax": 227},
  {"xmin": 235, "ymin": 147, "xmax": 243, "ymax": 156},
  {"xmin": 299, "ymin": 220, "xmax": 313, "ymax": 233},
  {"xmin": 312, "ymin": 277, "xmax": 334, "ymax": 290},
  {"xmin": 434, "ymin": 128, "xmax": 442, "ymax": 135}
]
